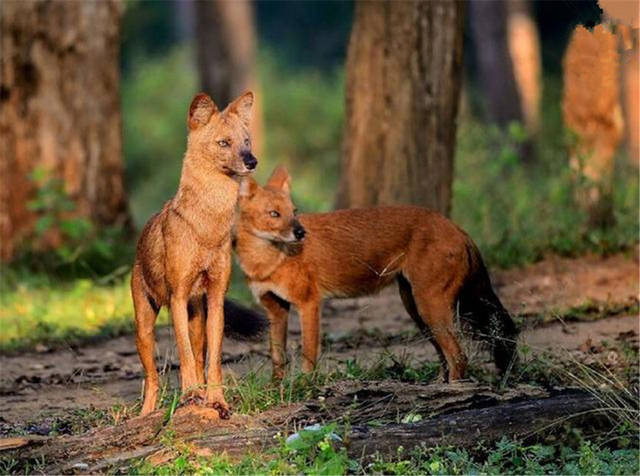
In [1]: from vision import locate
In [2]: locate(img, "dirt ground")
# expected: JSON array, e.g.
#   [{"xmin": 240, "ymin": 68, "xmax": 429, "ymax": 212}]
[{"xmin": 1, "ymin": 253, "xmax": 638, "ymax": 431}]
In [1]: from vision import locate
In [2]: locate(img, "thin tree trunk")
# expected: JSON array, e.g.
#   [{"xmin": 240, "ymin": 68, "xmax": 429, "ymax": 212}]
[
  {"xmin": 0, "ymin": 0, "xmax": 131, "ymax": 261},
  {"xmin": 336, "ymin": 0, "xmax": 465, "ymax": 215},
  {"xmin": 470, "ymin": 0, "xmax": 523, "ymax": 127},
  {"xmin": 194, "ymin": 0, "xmax": 262, "ymax": 155}
]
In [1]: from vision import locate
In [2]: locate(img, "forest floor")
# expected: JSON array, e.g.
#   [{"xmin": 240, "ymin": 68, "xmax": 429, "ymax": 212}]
[{"xmin": 0, "ymin": 252, "xmax": 638, "ymax": 473}]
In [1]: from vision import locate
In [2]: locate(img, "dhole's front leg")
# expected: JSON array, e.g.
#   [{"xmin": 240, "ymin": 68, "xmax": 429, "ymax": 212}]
[
  {"xmin": 170, "ymin": 290, "xmax": 202, "ymax": 402},
  {"xmin": 299, "ymin": 298, "xmax": 321, "ymax": 373},
  {"xmin": 204, "ymin": 247, "xmax": 232, "ymax": 418},
  {"xmin": 259, "ymin": 293, "xmax": 290, "ymax": 379}
]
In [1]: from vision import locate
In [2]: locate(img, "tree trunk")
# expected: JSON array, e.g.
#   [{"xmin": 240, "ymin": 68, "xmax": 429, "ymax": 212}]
[
  {"xmin": 506, "ymin": 0, "xmax": 542, "ymax": 135},
  {"xmin": 469, "ymin": 0, "xmax": 523, "ymax": 127},
  {"xmin": 0, "ymin": 0, "xmax": 131, "ymax": 262},
  {"xmin": 335, "ymin": 0, "xmax": 465, "ymax": 216},
  {"xmin": 194, "ymin": 0, "xmax": 262, "ymax": 155}
]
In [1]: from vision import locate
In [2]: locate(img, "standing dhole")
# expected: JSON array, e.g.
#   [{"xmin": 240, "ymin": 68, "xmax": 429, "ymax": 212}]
[
  {"xmin": 234, "ymin": 166, "xmax": 519, "ymax": 380},
  {"xmin": 132, "ymin": 91, "xmax": 262, "ymax": 417}
]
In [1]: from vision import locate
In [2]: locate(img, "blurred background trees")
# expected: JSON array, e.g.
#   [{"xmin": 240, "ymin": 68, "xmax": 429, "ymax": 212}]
[
  {"xmin": 1, "ymin": 0, "xmax": 637, "ymax": 269},
  {"xmin": 336, "ymin": 0, "xmax": 464, "ymax": 216}
]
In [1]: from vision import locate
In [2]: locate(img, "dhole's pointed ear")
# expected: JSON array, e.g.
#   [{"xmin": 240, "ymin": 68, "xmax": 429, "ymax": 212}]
[
  {"xmin": 239, "ymin": 176, "xmax": 259, "ymax": 199},
  {"xmin": 188, "ymin": 93, "xmax": 218, "ymax": 130},
  {"xmin": 226, "ymin": 91, "xmax": 254, "ymax": 127},
  {"xmin": 266, "ymin": 165, "xmax": 291, "ymax": 194}
]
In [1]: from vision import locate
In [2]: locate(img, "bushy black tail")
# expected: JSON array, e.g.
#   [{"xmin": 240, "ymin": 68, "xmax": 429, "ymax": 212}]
[
  {"xmin": 223, "ymin": 299, "xmax": 269, "ymax": 341},
  {"xmin": 459, "ymin": 242, "xmax": 519, "ymax": 373}
]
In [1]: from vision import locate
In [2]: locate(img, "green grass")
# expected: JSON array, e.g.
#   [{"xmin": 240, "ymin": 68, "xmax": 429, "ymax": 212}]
[{"xmin": 0, "ymin": 271, "xmax": 140, "ymax": 352}]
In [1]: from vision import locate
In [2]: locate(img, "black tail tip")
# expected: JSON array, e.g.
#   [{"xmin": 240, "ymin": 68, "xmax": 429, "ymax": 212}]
[
  {"xmin": 494, "ymin": 333, "xmax": 519, "ymax": 373},
  {"xmin": 223, "ymin": 299, "xmax": 269, "ymax": 341}
]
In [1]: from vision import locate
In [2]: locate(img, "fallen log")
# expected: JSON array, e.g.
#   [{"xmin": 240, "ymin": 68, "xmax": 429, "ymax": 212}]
[
  {"xmin": 347, "ymin": 390, "xmax": 603, "ymax": 458},
  {"xmin": 1, "ymin": 382, "xmax": 608, "ymax": 473}
]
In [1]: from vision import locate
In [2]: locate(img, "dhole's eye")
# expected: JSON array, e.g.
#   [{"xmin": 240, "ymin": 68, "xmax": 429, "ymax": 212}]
[
  {"xmin": 244, "ymin": 138, "xmax": 250, "ymax": 147},
  {"xmin": 293, "ymin": 208, "xmax": 299, "ymax": 215},
  {"xmin": 269, "ymin": 210, "xmax": 280, "ymax": 218},
  {"xmin": 217, "ymin": 139, "xmax": 230, "ymax": 148}
]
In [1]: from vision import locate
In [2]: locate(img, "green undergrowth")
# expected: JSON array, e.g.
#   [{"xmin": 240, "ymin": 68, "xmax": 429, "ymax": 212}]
[
  {"xmin": 130, "ymin": 425, "xmax": 638, "ymax": 476},
  {"xmin": 0, "ymin": 263, "xmax": 251, "ymax": 353}
]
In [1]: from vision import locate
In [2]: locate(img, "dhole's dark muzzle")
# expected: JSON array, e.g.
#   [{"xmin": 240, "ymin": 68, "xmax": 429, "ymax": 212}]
[
  {"xmin": 293, "ymin": 220, "xmax": 306, "ymax": 241},
  {"xmin": 241, "ymin": 150, "xmax": 257, "ymax": 170}
]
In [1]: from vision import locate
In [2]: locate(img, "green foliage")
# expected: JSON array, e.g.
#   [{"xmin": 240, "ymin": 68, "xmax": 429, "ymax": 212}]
[
  {"xmin": 122, "ymin": 45, "xmax": 197, "ymax": 228},
  {"xmin": 256, "ymin": 51, "xmax": 344, "ymax": 213},
  {"xmin": 134, "ymin": 423, "xmax": 350, "ymax": 475},
  {"xmin": 13, "ymin": 168, "xmax": 132, "ymax": 276},
  {"xmin": 453, "ymin": 78, "xmax": 638, "ymax": 268},
  {"xmin": 368, "ymin": 438, "xmax": 639, "ymax": 476}
]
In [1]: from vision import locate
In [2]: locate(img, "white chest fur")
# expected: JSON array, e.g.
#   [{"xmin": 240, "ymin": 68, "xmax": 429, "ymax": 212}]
[{"xmin": 249, "ymin": 281, "xmax": 291, "ymax": 304}]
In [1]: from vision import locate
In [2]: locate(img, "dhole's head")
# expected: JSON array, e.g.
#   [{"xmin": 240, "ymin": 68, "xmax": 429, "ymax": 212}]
[
  {"xmin": 186, "ymin": 91, "xmax": 257, "ymax": 176},
  {"xmin": 238, "ymin": 165, "xmax": 306, "ymax": 244}
]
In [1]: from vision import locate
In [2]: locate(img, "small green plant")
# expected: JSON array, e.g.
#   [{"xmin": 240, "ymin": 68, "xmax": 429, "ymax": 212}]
[{"xmin": 16, "ymin": 167, "xmax": 132, "ymax": 277}]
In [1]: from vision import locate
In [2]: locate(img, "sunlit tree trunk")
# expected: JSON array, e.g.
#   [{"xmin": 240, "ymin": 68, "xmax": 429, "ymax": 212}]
[
  {"xmin": 0, "ymin": 0, "xmax": 131, "ymax": 262},
  {"xmin": 336, "ymin": 0, "xmax": 465, "ymax": 215},
  {"xmin": 507, "ymin": 0, "xmax": 542, "ymax": 135},
  {"xmin": 194, "ymin": 0, "xmax": 262, "ymax": 155}
]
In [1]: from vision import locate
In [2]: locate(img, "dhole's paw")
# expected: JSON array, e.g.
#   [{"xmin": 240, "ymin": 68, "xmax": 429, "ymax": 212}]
[
  {"xmin": 206, "ymin": 400, "xmax": 232, "ymax": 419},
  {"xmin": 180, "ymin": 389, "xmax": 206, "ymax": 407}
]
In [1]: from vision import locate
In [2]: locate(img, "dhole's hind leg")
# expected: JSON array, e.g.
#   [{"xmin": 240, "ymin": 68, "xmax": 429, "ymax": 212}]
[
  {"xmin": 415, "ymin": 293, "xmax": 467, "ymax": 381},
  {"xmin": 132, "ymin": 266, "xmax": 160, "ymax": 416},
  {"xmin": 188, "ymin": 295, "xmax": 207, "ymax": 385},
  {"xmin": 397, "ymin": 275, "xmax": 447, "ymax": 379},
  {"xmin": 402, "ymin": 268, "xmax": 467, "ymax": 381}
]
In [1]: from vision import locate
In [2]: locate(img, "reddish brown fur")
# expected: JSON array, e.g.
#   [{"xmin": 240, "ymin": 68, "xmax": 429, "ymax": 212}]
[
  {"xmin": 235, "ymin": 166, "xmax": 518, "ymax": 380},
  {"xmin": 132, "ymin": 91, "xmax": 256, "ymax": 417}
]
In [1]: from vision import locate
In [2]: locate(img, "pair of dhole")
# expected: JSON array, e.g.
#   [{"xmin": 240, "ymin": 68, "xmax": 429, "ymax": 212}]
[{"xmin": 133, "ymin": 93, "xmax": 519, "ymax": 418}]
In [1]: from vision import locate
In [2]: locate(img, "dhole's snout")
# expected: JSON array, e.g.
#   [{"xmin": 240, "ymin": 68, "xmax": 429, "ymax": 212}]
[
  {"xmin": 292, "ymin": 220, "xmax": 306, "ymax": 241},
  {"xmin": 240, "ymin": 150, "xmax": 257, "ymax": 170}
]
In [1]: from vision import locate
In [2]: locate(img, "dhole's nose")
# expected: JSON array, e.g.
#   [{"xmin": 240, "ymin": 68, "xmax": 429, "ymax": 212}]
[
  {"xmin": 241, "ymin": 150, "xmax": 257, "ymax": 170},
  {"xmin": 293, "ymin": 222, "xmax": 306, "ymax": 241}
]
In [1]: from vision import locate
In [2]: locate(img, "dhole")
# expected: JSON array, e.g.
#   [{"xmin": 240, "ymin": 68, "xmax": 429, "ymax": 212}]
[
  {"xmin": 132, "ymin": 91, "xmax": 265, "ymax": 417},
  {"xmin": 235, "ymin": 166, "xmax": 519, "ymax": 380}
]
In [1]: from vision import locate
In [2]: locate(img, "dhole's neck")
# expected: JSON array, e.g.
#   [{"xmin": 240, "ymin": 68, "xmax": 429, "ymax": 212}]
[
  {"xmin": 170, "ymin": 152, "xmax": 240, "ymax": 246},
  {"xmin": 176, "ymin": 152, "xmax": 239, "ymax": 212},
  {"xmin": 234, "ymin": 225, "xmax": 286, "ymax": 281}
]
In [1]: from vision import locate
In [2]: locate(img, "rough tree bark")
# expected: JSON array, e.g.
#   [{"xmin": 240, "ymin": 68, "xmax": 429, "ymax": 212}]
[
  {"xmin": 194, "ymin": 0, "xmax": 262, "ymax": 154},
  {"xmin": 335, "ymin": 0, "xmax": 465, "ymax": 216},
  {"xmin": 0, "ymin": 0, "xmax": 131, "ymax": 261}
]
